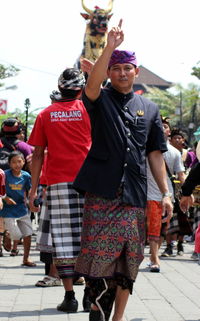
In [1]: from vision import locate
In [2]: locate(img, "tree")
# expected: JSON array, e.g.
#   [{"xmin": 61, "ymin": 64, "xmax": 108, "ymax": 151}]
[
  {"xmin": 143, "ymin": 83, "xmax": 200, "ymax": 145},
  {"xmin": 191, "ymin": 61, "xmax": 200, "ymax": 80},
  {"xmin": 144, "ymin": 86, "xmax": 178, "ymax": 125},
  {"xmin": 0, "ymin": 64, "xmax": 19, "ymax": 88}
]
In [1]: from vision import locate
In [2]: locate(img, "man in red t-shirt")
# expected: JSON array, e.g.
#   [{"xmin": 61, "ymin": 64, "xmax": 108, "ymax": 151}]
[{"xmin": 28, "ymin": 68, "xmax": 91, "ymax": 313}]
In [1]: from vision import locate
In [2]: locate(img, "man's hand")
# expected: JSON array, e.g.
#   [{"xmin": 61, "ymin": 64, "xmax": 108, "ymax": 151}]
[
  {"xmin": 26, "ymin": 153, "xmax": 33, "ymax": 172},
  {"xmin": 161, "ymin": 196, "xmax": 173, "ymax": 228},
  {"xmin": 80, "ymin": 58, "xmax": 94, "ymax": 75},
  {"xmin": 29, "ymin": 190, "xmax": 40, "ymax": 213},
  {"xmin": 180, "ymin": 195, "xmax": 194, "ymax": 213},
  {"xmin": 107, "ymin": 19, "xmax": 124, "ymax": 50}
]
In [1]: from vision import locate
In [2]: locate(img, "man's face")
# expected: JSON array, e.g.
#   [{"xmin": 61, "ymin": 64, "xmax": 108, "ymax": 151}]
[
  {"xmin": 107, "ymin": 63, "xmax": 139, "ymax": 93},
  {"xmin": 170, "ymin": 134, "xmax": 185, "ymax": 151}
]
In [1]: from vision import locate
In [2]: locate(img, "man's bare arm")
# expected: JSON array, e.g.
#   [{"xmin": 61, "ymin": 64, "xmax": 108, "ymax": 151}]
[
  {"xmin": 85, "ymin": 19, "xmax": 124, "ymax": 101},
  {"xmin": 148, "ymin": 150, "xmax": 173, "ymax": 224},
  {"xmin": 177, "ymin": 171, "xmax": 185, "ymax": 185}
]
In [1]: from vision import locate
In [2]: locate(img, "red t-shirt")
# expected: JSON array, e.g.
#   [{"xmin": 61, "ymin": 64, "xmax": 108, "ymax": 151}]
[
  {"xmin": 39, "ymin": 154, "xmax": 47, "ymax": 185},
  {"xmin": 28, "ymin": 100, "xmax": 91, "ymax": 185}
]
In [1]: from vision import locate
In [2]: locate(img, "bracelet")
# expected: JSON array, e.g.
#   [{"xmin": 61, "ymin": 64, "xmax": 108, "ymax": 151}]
[
  {"xmin": 0, "ymin": 194, "xmax": 6, "ymax": 199},
  {"xmin": 162, "ymin": 192, "xmax": 172, "ymax": 199}
]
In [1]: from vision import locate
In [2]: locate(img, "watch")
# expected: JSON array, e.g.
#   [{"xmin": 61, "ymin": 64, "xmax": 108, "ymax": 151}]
[{"xmin": 162, "ymin": 192, "xmax": 172, "ymax": 198}]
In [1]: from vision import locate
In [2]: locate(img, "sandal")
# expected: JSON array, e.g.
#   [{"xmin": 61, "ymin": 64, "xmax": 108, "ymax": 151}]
[
  {"xmin": 150, "ymin": 264, "xmax": 160, "ymax": 273},
  {"xmin": 10, "ymin": 249, "xmax": 19, "ymax": 256},
  {"xmin": 3, "ymin": 230, "xmax": 11, "ymax": 252},
  {"xmin": 35, "ymin": 276, "xmax": 61, "ymax": 287},
  {"xmin": 22, "ymin": 261, "xmax": 37, "ymax": 267},
  {"xmin": 73, "ymin": 276, "xmax": 85, "ymax": 285}
]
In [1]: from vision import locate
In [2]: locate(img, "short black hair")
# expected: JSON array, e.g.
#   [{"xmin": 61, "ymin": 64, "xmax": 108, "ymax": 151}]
[
  {"xmin": 170, "ymin": 128, "xmax": 185, "ymax": 139},
  {"xmin": 8, "ymin": 150, "xmax": 25, "ymax": 164}
]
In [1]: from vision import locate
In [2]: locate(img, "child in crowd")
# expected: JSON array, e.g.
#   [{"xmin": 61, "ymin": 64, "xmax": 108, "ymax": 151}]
[{"xmin": 0, "ymin": 151, "xmax": 36, "ymax": 266}]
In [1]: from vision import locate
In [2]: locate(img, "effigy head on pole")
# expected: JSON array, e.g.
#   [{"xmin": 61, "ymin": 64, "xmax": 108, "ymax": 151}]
[
  {"xmin": 80, "ymin": 0, "xmax": 114, "ymax": 63},
  {"xmin": 81, "ymin": 0, "xmax": 113, "ymax": 34}
]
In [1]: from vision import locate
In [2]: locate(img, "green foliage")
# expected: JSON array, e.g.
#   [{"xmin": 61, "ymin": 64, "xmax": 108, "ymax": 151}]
[
  {"xmin": 191, "ymin": 61, "xmax": 200, "ymax": 80},
  {"xmin": 0, "ymin": 64, "xmax": 19, "ymax": 88},
  {"xmin": 143, "ymin": 84, "xmax": 200, "ymax": 144},
  {"xmin": 143, "ymin": 86, "xmax": 178, "ymax": 126}
]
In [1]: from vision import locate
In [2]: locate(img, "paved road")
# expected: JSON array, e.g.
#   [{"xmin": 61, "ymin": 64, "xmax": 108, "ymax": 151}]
[{"xmin": 0, "ymin": 235, "xmax": 200, "ymax": 321}]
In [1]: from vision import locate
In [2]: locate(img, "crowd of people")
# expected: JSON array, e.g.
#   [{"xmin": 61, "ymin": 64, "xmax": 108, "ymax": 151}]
[{"xmin": 0, "ymin": 20, "xmax": 200, "ymax": 321}]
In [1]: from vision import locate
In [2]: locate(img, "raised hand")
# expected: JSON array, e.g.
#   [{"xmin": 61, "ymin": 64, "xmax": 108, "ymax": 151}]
[{"xmin": 107, "ymin": 19, "xmax": 124, "ymax": 50}]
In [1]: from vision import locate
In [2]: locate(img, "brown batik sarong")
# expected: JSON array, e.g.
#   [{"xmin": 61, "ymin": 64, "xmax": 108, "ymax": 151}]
[
  {"xmin": 75, "ymin": 186, "xmax": 145, "ymax": 320},
  {"xmin": 75, "ymin": 187, "xmax": 145, "ymax": 281}
]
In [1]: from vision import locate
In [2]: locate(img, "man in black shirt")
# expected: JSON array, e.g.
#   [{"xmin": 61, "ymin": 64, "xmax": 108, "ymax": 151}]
[
  {"xmin": 180, "ymin": 162, "xmax": 200, "ymax": 212},
  {"xmin": 74, "ymin": 20, "xmax": 173, "ymax": 321}
]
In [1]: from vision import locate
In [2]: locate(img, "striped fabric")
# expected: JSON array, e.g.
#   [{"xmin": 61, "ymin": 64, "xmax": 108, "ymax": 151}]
[
  {"xmin": 168, "ymin": 200, "xmax": 192, "ymax": 236},
  {"xmin": 167, "ymin": 212, "xmax": 179, "ymax": 234},
  {"xmin": 36, "ymin": 182, "xmax": 84, "ymax": 278},
  {"xmin": 36, "ymin": 196, "xmax": 53, "ymax": 253}
]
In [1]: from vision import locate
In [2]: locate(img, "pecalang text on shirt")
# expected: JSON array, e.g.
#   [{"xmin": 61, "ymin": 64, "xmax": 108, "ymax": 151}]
[{"xmin": 50, "ymin": 110, "xmax": 83, "ymax": 122}]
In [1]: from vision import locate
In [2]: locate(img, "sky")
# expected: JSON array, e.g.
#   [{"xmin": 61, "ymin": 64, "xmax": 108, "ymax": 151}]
[{"xmin": 0, "ymin": 0, "xmax": 199, "ymax": 114}]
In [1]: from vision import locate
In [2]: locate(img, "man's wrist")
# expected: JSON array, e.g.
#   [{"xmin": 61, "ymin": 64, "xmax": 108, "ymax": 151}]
[{"xmin": 162, "ymin": 192, "xmax": 172, "ymax": 199}]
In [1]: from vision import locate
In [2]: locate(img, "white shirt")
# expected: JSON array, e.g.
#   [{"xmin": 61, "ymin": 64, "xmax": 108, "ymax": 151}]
[{"xmin": 147, "ymin": 141, "xmax": 185, "ymax": 202}]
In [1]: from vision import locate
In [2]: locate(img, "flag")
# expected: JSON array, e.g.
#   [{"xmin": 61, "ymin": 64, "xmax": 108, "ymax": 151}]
[{"xmin": 0, "ymin": 99, "xmax": 7, "ymax": 114}]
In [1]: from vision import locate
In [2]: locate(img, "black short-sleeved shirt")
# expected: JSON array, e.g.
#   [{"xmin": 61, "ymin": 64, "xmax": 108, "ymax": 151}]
[
  {"xmin": 73, "ymin": 86, "xmax": 167, "ymax": 207},
  {"xmin": 182, "ymin": 162, "xmax": 200, "ymax": 196}
]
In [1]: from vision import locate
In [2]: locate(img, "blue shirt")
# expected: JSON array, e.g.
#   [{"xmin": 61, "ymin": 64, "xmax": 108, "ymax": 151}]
[{"xmin": 0, "ymin": 169, "xmax": 31, "ymax": 218}]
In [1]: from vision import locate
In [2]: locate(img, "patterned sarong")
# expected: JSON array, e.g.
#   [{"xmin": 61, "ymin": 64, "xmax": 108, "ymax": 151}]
[{"xmin": 75, "ymin": 186, "xmax": 145, "ymax": 282}]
